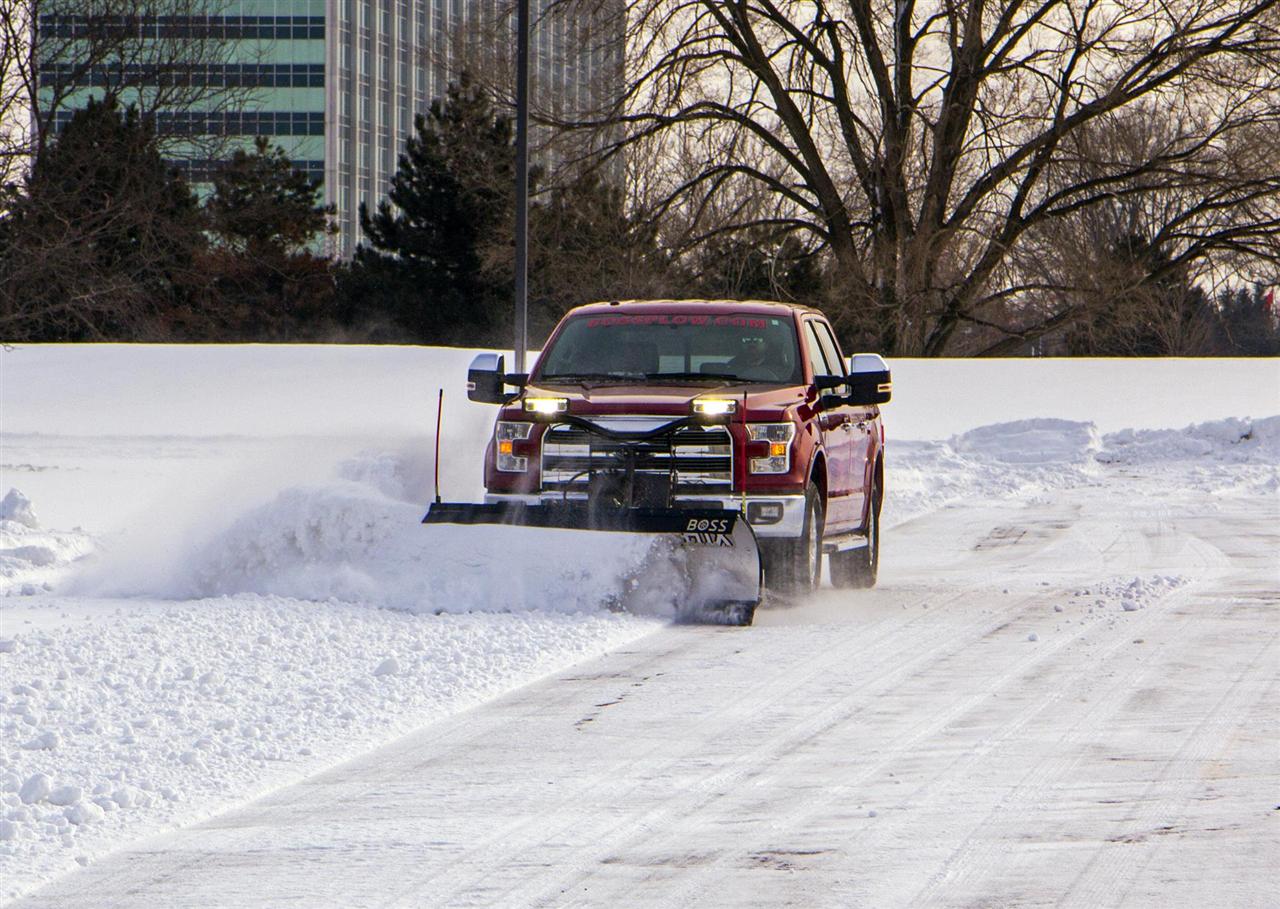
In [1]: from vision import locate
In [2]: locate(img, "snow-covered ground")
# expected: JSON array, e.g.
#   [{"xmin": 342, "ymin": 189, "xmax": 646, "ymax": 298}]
[{"xmin": 1, "ymin": 344, "xmax": 1277, "ymax": 905}]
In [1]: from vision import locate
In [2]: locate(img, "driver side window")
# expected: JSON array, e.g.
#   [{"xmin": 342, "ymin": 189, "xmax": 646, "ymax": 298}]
[
  {"xmin": 813, "ymin": 321, "xmax": 846, "ymax": 381},
  {"xmin": 804, "ymin": 321, "xmax": 838, "ymax": 378},
  {"xmin": 807, "ymin": 319, "xmax": 854, "ymax": 400}
]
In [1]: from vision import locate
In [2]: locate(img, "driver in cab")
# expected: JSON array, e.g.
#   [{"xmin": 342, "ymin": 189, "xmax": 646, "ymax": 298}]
[{"xmin": 728, "ymin": 335, "xmax": 785, "ymax": 381}]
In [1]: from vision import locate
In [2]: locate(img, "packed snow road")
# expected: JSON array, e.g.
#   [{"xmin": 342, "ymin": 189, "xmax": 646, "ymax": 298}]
[{"xmin": 13, "ymin": 468, "xmax": 1276, "ymax": 908}]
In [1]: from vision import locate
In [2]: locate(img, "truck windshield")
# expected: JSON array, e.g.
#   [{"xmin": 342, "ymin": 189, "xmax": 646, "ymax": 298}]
[{"xmin": 537, "ymin": 313, "xmax": 802, "ymax": 384}]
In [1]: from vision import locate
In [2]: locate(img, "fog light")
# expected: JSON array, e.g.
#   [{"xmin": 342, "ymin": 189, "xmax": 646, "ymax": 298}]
[
  {"xmin": 524, "ymin": 396, "xmax": 568, "ymax": 416},
  {"xmin": 691, "ymin": 398, "xmax": 737, "ymax": 420},
  {"xmin": 747, "ymin": 501, "xmax": 784, "ymax": 525},
  {"xmin": 750, "ymin": 455, "xmax": 789, "ymax": 474}
]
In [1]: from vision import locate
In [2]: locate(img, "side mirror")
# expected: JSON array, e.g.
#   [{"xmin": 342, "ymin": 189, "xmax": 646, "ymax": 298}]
[
  {"xmin": 467, "ymin": 353, "xmax": 519, "ymax": 404},
  {"xmin": 847, "ymin": 353, "xmax": 892, "ymax": 406}
]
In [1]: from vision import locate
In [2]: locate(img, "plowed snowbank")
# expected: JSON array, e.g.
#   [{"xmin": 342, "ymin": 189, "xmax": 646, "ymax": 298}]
[
  {"xmin": 951, "ymin": 418, "xmax": 1102, "ymax": 464},
  {"xmin": 179, "ymin": 474, "xmax": 656, "ymax": 614},
  {"xmin": 887, "ymin": 416, "xmax": 1279, "ymax": 525},
  {"xmin": 1098, "ymin": 414, "xmax": 1280, "ymax": 463},
  {"xmin": 0, "ymin": 595, "xmax": 656, "ymax": 903},
  {"xmin": 0, "ymin": 491, "xmax": 94, "ymax": 597}
]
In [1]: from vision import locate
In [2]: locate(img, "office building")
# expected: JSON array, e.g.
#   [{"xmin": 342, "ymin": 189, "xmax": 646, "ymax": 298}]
[{"xmin": 37, "ymin": 0, "xmax": 623, "ymax": 255}]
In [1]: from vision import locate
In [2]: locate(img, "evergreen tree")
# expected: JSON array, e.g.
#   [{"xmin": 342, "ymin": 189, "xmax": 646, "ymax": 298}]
[
  {"xmin": 207, "ymin": 137, "xmax": 333, "ymax": 257},
  {"xmin": 338, "ymin": 74, "xmax": 518, "ymax": 343},
  {"xmin": 0, "ymin": 97, "xmax": 206, "ymax": 340},
  {"xmin": 528, "ymin": 171, "xmax": 669, "ymax": 340},
  {"xmin": 1212, "ymin": 285, "xmax": 1280, "ymax": 355},
  {"xmin": 195, "ymin": 138, "xmax": 338, "ymax": 340}
]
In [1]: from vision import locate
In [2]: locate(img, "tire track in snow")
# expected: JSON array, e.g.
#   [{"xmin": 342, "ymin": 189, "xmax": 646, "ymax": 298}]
[
  {"xmin": 898, "ymin": 506, "xmax": 1250, "ymax": 907},
  {"xmin": 581, "ymin": 498, "xmax": 1239, "ymax": 908},
  {"xmin": 907, "ymin": 581, "xmax": 1232, "ymax": 907},
  {"xmin": 507, "ymin": 588, "xmax": 1106, "ymax": 908},
  {"xmin": 410, "ymin": 586, "xmax": 996, "ymax": 907},
  {"xmin": 1057, "ymin": 625, "xmax": 1278, "ymax": 909},
  {"xmin": 645, "ymin": 500, "xmax": 1145, "ymax": 903},
  {"xmin": 419, "ymin": 583, "xmax": 1057, "ymax": 908},
  {"xmin": 663, "ymin": 576, "xmax": 1208, "ymax": 908},
  {"xmin": 504, "ymin": 494, "xmax": 1132, "ymax": 904}
]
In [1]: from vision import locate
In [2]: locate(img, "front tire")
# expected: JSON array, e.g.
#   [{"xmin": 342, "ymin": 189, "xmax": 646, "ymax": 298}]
[
  {"xmin": 725, "ymin": 602, "xmax": 756, "ymax": 626},
  {"xmin": 677, "ymin": 601, "xmax": 756, "ymax": 626},
  {"xmin": 831, "ymin": 478, "xmax": 880, "ymax": 589},
  {"xmin": 762, "ymin": 481, "xmax": 823, "ymax": 596}
]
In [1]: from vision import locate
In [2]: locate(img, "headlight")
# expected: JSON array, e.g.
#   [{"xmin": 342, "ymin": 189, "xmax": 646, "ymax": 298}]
[
  {"xmin": 691, "ymin": 398, "xmax": 737, "ymax": 419},
  {"xmin": 747, "ymin": 423, "xmax": 795, "ymax": 474},
  {"xmin": 495, "ymin": 421, "xmax": 533, "ymax": 472},
  {"xmin": 523, "ymin": 396, "xmax": 568, "ymax": 416}
]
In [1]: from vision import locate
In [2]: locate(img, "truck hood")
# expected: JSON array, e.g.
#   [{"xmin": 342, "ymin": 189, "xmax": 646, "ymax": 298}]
[{"xmin": 522, "ymin": 381, "xmax": 809, "ymax": 419}]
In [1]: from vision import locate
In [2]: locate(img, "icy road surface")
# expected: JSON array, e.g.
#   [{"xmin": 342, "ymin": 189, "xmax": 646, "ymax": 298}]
[{"xmin": 13, "ymin": 469, "xmax": 1276, "ymax": 908}]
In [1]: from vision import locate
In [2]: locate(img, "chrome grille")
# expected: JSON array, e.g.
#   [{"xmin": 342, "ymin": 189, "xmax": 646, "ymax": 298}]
[{"xmin": 541, "ymin": 417, "xmax": 733, "ymax": 494}]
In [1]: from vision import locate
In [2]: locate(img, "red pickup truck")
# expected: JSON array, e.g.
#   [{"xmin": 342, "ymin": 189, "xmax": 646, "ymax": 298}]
[{"xmin": 463, "ymin": 299, "xmax": 891, "ymax": 597}]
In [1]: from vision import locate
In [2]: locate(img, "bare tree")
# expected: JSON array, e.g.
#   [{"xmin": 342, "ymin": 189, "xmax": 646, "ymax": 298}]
[
  {"xmin": 564, "ymin": 0, "xmax": 1280, "ymax": 354},
  {"xmin": 0, "ymin": 0, "xmax": 39, "ymax": 190},
  {"xmin": 1005, "ymin": 107, "xmax": 1279, "ymax": 354}
]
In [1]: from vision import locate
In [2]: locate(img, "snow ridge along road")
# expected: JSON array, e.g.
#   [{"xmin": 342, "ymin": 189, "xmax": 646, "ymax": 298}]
[{"xmin": 11, "ymin": 465, "xmax": 1277, "ymax": 908}]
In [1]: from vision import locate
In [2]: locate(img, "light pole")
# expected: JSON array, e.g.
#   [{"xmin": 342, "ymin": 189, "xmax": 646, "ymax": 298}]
[{"xmin": 513, "ymin": 0, "xmax": 530, "ymax": 373}]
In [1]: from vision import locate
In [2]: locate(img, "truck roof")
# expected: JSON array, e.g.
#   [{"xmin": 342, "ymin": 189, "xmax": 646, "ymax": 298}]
[{"xmin": 567, "ymin": 299, "xmax": 824, "ymax": 319}]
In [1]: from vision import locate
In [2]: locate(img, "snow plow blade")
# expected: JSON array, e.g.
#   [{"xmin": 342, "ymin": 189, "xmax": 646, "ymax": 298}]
[{"xmin": 423, "ymin": 502, "xmax": 762, "ymax": 625}]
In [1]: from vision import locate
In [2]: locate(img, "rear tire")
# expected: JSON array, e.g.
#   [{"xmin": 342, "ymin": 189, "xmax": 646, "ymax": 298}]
[
  {"xmin": 762, "ymin": 481, "xmax": 823, "ymax": 596},
  {"xmin": 831, "ymin": 478, "xmax": 880, "ymax": 589}
]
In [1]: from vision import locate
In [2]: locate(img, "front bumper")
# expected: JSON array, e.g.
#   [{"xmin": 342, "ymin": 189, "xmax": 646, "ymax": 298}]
[{"xmin": 482, "ymin": 492, "xmax": 807, "ymax": 537}]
